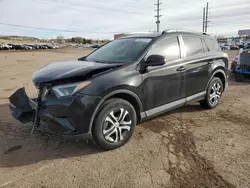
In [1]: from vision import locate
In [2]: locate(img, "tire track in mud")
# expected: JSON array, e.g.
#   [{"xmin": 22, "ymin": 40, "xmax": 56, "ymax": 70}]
[
  {"xmin": 142, "ymin": 114, "xmax": 235, "ymax": 188},
  {"xmin": 217, "ymin": 110, "xmax": 250, "ymax": 128}
]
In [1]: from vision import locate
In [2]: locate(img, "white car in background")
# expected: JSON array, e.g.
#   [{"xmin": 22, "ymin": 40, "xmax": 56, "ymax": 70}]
[{"xmin": 222, "ymin": 44, "xmax": 230, "ymax": 50}]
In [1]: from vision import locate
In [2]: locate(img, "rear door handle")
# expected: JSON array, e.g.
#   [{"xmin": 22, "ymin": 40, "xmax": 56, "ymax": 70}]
[{"xmin": 177, "ymin": 66, "xmax": 186, "ymax": 72}]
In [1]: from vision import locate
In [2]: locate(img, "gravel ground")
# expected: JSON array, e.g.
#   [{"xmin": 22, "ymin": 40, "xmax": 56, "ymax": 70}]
[{"xmin": 0, "ymin": 48, "xmax": 249, "ymax": 188}]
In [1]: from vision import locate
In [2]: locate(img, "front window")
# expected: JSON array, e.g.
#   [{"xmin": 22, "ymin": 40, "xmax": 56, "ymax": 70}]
[
  {"xmin": 146, "ymin": 36, "xmax": 181, "ymax": 62},
  {"xmin": 86, "ymin": 38, "xmax": 152, "ymax": 64}
]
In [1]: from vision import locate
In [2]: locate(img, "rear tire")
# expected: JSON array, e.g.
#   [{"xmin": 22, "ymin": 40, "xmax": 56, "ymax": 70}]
[
  {"xmin": 200, "ymin": 77, "xmax": 223, "ymax": 109},
  {"xmin": 93, "ymin": 98, "xmax": 137, "ymax": 150}
]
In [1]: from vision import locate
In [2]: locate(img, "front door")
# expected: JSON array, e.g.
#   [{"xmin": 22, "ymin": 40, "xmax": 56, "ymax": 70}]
[{"xmin": 142, "ymin": 36, "xmax": 185, "ymax": 116}]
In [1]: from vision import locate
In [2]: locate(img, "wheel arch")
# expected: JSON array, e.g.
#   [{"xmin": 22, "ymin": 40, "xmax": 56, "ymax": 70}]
[
  {"xmin": 207, "ymin": 69, "xmax": 227, "ymax": 91},
  {"xmin": 88, "ymin": 89, "xmax": 145, "ymax": 134}
]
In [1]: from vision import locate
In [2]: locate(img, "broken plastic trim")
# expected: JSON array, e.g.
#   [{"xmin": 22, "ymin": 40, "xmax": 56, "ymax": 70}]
[
  {"xmin": 9, "ymin": 87, "xmax": 88, "ymax": 139},
  {"xmin": 30, "ymin": 87, "xmax": 43, "ymax": 134},
  {"xmin": 9, "ymin": 88, "xmax": 34, "ymax": 123}
]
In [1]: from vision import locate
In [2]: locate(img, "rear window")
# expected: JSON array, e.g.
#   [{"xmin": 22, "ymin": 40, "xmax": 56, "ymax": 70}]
[{"xmin": 182, "ymin": 36, "xmax": 204, "ymax": 57}]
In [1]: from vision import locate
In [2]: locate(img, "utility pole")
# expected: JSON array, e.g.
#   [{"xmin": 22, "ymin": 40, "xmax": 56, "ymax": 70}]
[
  {"xmin": 205, "ymin": 2, "xmax": 209, "ymax": 32},
  {"xmin": 155, "ymin": 0, "xmax": 162, "ymax": 33},
  {"xmin": 202, "ymin": 7, "xmax": 205, "ymax": 32}
]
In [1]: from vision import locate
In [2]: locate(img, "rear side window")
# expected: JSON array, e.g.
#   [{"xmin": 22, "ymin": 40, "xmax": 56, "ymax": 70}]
[
  {"xmin": 204, "ymin": 38, "xmax": 215, "ymax": 51},
  {"xmin": 204, "ymin": 37, "xmax": 221, "ymax": 52},
  {"xmin": 148, "ymin": 36, "xmax": 181, "ymax": 62},
  {"xmin": 182, "ymin": 36, "xmax": 204, "ymax": 57}
]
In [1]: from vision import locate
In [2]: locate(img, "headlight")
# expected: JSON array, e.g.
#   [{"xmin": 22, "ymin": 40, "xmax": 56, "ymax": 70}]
[{"xmin": 52, "ymin": 81, "xmax": 91, "ymax": 98}]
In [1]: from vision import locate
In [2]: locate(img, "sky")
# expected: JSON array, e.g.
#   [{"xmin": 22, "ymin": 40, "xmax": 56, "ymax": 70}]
[{"xmin": 0, "ymin": 0, "xmax": 249, "ymax": 39}]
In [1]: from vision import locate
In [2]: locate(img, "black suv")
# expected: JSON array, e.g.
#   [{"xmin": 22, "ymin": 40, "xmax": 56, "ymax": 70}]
[{"xmin": 9, "ymin": 30, "xmax": 228, "ymax": 150}]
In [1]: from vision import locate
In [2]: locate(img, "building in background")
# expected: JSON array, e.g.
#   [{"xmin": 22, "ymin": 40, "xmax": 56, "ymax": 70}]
[
  {"xmin": 238, "ymin": 30, "xmax": 250, "ymax": 45},
  {"xmin": 238, "ymin": 29, "xmax": 250, "ymax": 36}
]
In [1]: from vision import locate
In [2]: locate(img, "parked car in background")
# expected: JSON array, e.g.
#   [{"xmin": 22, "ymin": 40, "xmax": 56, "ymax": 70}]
[
  {"xmin": 229, "ymin": 44, "xmax": 239, "ymax": 50},
  {"xmin": 9, "ymin": 30, "xmax": 229, "ymax": 150},
  {"xmin": 91, "ymin": 44, "xmax": 100, "ymax": 49},
  {"xmin": 1, "ymin": 44, "xmax": 11, "ymax": 50},
  {"xmin": 0, "ymin": 43, "xmax": 65, "ymax": 50},
  {"xmin": 220, "ymin": 45, "xmax": 228, "ymax": 51},
  {"xmin": 238, "ymin": 44, "xmax": 244, "ymax": 49},
  {"xmin": 11, "ymin": 44, "xmax": 22, "ymax": 50},
  {"xmin": 244, "ymin": 42, "xmax": 250, "ymax": 49},
  {"xmin": 220, "ymin": 44, "xmax": 230, "ymax": 50}
]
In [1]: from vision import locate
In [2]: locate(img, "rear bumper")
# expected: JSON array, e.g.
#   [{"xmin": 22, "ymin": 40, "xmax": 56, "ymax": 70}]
[
  {"xmin": 235, "ymin": 69, "xmax": 250, "ymax": 75},
  {"xmin": 9, "ymin": 88, "xmax": 101, "ymax": 140}
]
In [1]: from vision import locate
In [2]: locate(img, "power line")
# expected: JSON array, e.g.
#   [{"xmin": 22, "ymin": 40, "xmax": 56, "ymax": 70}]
[
  {"xmin": 0, "ymin": 22, "xmax": 155, "ymax": 34},
  {"xmin": 92, "ymin": 0, "xmax": 145, "ymax": 8},
  {"xmin": 155, "ymin": 0, "xmax": 162, "ymax": 33},
  {"xmin": 92, "ymin": 0, "xmax": 141, "ymax": 6},
  {"xmin": 35, "ymin": 0, "xmax": 148, "ymax": 16},
  {"xmin": 0, "ymin": 22, "xmax": 117, "ymax": 33},
  {"xmin": 32, "ymin": 0, "xmax": 130, "ymax": 20}
]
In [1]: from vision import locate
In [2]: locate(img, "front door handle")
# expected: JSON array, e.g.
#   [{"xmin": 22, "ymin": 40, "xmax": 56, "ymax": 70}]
[{"xmin": 177, "ymin": 66, "xmax": 186, "ymax": 72}]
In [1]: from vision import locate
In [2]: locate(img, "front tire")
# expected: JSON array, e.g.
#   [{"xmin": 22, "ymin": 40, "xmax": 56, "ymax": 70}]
[
  {"xmin": 200, "ymin": 77, "xmax": 223, "ymax": 109},
  {"xmin": 93, "ymin": 98, "xmax": 137, "ymax": 150}
]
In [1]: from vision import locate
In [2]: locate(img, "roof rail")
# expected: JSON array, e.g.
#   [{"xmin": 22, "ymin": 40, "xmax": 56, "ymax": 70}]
[
  {"xmin": 162, "ymin": 29, "xmax": 207, "ymax": 35},
  {"xmin": 124, "ymin": 31, "xmax": 157, "ymax": 35}
]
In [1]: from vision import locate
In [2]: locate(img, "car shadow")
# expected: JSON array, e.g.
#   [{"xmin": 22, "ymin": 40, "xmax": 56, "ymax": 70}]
[
  {"xmin": 228, "ymin": 74, "xmax": 250, "ymax": 86},
  {"xmin": 0, "ymin": 103, "xmax": 104, "ymax": 168},
  {"xmin": 0, "ymin": 102, "xmax": 209, "ymax": 168},
  {"xmin": 137, "ymin": 103, "xmax": 207, "ymax": 128}
]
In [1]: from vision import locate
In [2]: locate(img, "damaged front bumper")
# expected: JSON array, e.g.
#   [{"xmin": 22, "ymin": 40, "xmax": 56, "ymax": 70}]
[
  {"xmin": 9, "ymin": 88, "xmax": 35, "ymax": 123},
  {"xmin": 9, "ymin": 88, "xmax": 101, "ymax": 140}
]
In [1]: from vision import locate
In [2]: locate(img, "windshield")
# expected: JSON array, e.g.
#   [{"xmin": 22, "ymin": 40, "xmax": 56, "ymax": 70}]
[{"xmin": 86, "ymin": 38, "xmax": 152, "ymax": 64}]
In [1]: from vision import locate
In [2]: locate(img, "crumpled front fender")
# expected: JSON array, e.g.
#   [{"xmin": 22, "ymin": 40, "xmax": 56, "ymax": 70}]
[{"xmin": 9, "ymin": 88, "xmax": 34, "ymax": 123}]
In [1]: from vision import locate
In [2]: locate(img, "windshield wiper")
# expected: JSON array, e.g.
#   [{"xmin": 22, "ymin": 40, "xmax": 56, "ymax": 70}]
[{"xmin": 87, "ymin": 59, "xmax": 103, "ymax": 63}]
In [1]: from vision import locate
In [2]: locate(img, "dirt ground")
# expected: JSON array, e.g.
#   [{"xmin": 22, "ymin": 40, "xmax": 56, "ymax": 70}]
[{"xmin": 0, "ymin": 48, "xmax": 249, "ymax": 188}]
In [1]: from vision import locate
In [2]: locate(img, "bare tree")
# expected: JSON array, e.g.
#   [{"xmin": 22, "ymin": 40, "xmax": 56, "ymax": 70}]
[{"xmin": 56, "ymin": 36, "xmax": 64, "ymax": 44}]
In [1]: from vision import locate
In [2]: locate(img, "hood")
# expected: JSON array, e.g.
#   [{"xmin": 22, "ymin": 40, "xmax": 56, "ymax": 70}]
[{"xmin": 32, "ymin": 60, "xmax": 120, "ymax": 86}]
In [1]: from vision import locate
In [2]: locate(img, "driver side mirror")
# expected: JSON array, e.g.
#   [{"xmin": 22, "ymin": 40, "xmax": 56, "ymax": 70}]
[{"xmin": 145, "ymin": 55, "xmax": 166, "ymax": 67}]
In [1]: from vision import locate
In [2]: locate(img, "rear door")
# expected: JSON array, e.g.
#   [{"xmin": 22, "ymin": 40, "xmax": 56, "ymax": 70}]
[{"xmin": 181, "ymin": 35, "xmax": 210, "ymax": 98}]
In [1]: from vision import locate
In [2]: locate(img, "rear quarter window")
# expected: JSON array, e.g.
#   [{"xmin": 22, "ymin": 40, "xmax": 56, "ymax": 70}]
[
  {"xmin": 204, "ymin": 37, "xmax": 221, "ymax": 52},
  {"xmin": 204, "ymin": 38, "xmax": 214, "ymax": 51}
]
